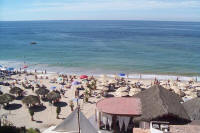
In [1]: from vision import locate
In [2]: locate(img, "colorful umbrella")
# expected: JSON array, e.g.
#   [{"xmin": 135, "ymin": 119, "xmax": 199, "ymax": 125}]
[
  {"xmin": 50, "ymin": 86, "xmax": 56, "ymax": 90},
  {"xmin": 23, "ymin": 65, "xmax": 28, "ymax": 68},
  {"xmin": 80, "ymin": 75, "xmax": 88, "ymax": 79},
  {"xmin": 119, "ymin": 73, "xmax": 126, "ymax": 77},
  {"xmin": 6, "ymin": 67, "xmax": 14, "ymax": 71},
  {"xmin": 72, "ymin": 81, "xmax": 80, "ymax": 85}
]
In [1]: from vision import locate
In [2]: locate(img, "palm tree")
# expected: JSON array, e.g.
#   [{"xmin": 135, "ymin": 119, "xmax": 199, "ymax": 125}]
[
  {"xmin": 56, "ymin": 106, "xmax": 61, "ymax": 119},
  {"xmin": 69, "ymin": 100, "xmax": 74, "ymax": 111},
  {"xmin": 29, "ymin": 109, "xmax": 34, "ymax": 121}
]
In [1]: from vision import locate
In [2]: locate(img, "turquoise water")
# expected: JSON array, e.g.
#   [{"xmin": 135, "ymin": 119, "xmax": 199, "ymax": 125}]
[{"xmin": 0, "ymin": 20, "xmax": 200, "ymax": 76}]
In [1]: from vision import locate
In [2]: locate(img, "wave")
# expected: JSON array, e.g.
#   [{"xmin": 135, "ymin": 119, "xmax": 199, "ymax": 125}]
[{"xmin": 0, "ymin": 60, "xmax": 199, "ymax": 81}]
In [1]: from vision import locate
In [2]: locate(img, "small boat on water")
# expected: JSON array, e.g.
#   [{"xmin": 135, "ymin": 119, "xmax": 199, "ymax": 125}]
[{"xmin": 30, "ymin": 41, "xmax": 37, "ymax": 45}]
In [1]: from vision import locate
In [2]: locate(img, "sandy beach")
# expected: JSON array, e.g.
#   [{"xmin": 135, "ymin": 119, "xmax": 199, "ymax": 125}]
[{"xmin": 0, "ymin": 70, "xmax": 200, "ymax": 132}]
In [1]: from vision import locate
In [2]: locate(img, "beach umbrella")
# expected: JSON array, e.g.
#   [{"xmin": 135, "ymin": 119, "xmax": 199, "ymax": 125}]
[
  {"xmin": 47, "ymin": 91, "xmax": 61, "ymax": 101},
  {"xmin": 22, "ymin": 95, "xmax": 40, "ymax": 105},
  {"xmin": 50, "ymin": 86, "xmax": 56, "ymax": 90},
  {"xmin": 72, "ymin": 81, "xmax": 80, "ymax": 85},
  {"xmin": 23, "ymin": 65, "xmax": 28, "ymax": 69},
  {"xmin": 57, "ymin": 77, "xmax": 63, "ymax": 82},
  {"xmin": 0, "ymin": 93, "xmax": 15, "ymax": 105},
  {"xmin": 72, "ymin": 98, "xmax": 79, "ymax": 103},
  {"xmin": 80, "ymin": 75, "xmax": 88, "ymax": 79},
  {"xmin": 35, "ymin": 88, "xmax": 49, "ymax": 96},
  {"xmin": 9, "ymin": 87, "xmax": 23, "ymax": 95},
  {"xmin": 118, "ymin": 73, "xmax": 126, "ymax": 77},
  {"xmin": 6, "ymin": 67, "xmax": 14, "ymax": 71}
]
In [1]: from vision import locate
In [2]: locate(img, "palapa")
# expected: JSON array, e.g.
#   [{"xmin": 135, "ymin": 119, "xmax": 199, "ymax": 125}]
[
  {"xmin": 133, "ymin": 85, "xmax": 190, "ymax": 123},
  {"xmin": 9, "ymin": 87, "xmax": 23, "ymax": 95},
  {"xmin": 0, "ymin": 93, "xmax": 15, "ymax": 104},
  {"xmin": 183, "ymin": 93, "xmax": 200, "ymax": 120},
  {"xmin": 22, "ymin": 95, "xmax": 40, "ymax": 105},
  {"xmin": 47, "ymin": 91, "xmax": 61, "ymax": 101},
  {"xmin": 35, "ymin": 88, "xmax": 49, "ymax": 96}
]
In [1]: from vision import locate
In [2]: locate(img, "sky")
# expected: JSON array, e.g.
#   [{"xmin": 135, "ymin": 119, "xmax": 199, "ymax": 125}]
[{"xmin": 0, "ymin": 0, "xmax": 200, "ymax": 21}]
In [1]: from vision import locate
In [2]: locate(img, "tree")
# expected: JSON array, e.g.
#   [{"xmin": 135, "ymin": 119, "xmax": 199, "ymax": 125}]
[
  {"xmin": 29, "ymin": 109, "xmax": 34, "ymax": 121},
  {"xmin": 27, "ymin": 128, "xmax": 40, "ymax": 133},
  {"xmin": 56, "ymin": 106, "xmax": 61, "ymax": 119},
  {"xmin": 69, "ymin": 100, "xmax": 74, "ymax": 111}
]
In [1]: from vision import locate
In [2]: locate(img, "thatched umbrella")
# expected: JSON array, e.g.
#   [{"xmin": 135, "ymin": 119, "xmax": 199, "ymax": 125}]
[
  {"xmin": 133, "ymin": 85, "xmax": 190, "ymax": 123},
  {"xmin": 22, "ymin": 95, "xmax": 40, "ymax": 106},
  {"xmin": 0, "ymin": 93, "xmax": 15, "ymax": 106},
  {"xmin": 9, "ymin": 87, "xmax": 23, "ymax": 96},
  {"xmin": 35, "ymin": 88, "xmax": 49, "ymax": 97},
  {"xmin": 183, "ymin": 92, "xmax": 200, "ymax": 120},
  {"xmin": 47, "ymin": 91, "xmax": 61, "ymax": 103}
]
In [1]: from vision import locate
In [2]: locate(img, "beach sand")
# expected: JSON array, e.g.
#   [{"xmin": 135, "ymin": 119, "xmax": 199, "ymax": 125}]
[{"xmin": 0, "ymin": 72, "xmax": 199, "ymax": 132}]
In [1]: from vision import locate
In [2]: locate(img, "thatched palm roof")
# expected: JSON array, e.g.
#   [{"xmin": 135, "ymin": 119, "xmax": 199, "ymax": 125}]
[
  {"xmin": 35, "ymin": 88, "xmax": 49, "ymax": 95},
  {"xmin": 133, "ymin": 85, "xmax": 190, "ymax": 123},
  {"xmin": 0, "ymin": 93, "xmax": 15, "ymax": 104},
  {"xmin": 22, "ymin": 95, "xmax": 40, "ymax": 105},
  {"xmin": 47, "ymin": 91, "xmax": 61, "ymax": 101},
  {"xmin": 183, "ymin": 96, "xmax": 200, "ymax": 120},
  {"xmin": 9, "ymin": 87, "xmax": 23, "ymax": 94}
]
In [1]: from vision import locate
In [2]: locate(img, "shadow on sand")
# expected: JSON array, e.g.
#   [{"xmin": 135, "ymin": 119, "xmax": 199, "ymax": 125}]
[
  {"xmin": 53, "ymin": 101, "xmax": 67, "ymax": 107},
  {"xmin": 4, "ymin": 103, "xmax": 22, "ymax": 110},
  {"xmin": 29, "ymin": 105, "xmax": 46, "ymax": 112},
  {"xmin": 16, "ymin": 96, "xmax": 24, "ymax": 100}
]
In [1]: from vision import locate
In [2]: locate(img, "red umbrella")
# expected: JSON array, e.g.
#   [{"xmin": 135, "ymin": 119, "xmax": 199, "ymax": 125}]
[
  {"xmin": 23, "ymin": 65, "xmax": 28, "ymax": 68},
  {"xmin": 80, "ymin": 75, "xmax": 88, "ymax": 79}
]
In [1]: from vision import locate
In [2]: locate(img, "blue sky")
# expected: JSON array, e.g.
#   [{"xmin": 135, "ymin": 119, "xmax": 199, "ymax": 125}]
[{"xmin": 0, "ymin": 0, "xmax": 200, "ymax": 21}]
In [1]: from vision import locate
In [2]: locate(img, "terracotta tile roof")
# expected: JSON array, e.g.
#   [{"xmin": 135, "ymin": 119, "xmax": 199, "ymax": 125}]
[{"xmin": 96, "ymin": 97, "xmax": 141, "ymax": 115}]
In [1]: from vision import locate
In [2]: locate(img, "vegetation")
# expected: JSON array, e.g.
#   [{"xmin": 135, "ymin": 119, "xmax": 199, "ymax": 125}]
[
  {"xmin": 56, "ymin": 106, "xmax": 61, "ymax": 119},
  {"xmin": 0, "ymin": 126, "xmax": 40, "ymax": 133},
  {"xmin": 29, "ymin": 109, "xmax": 35, "ymax": 121},
  {"xmin": 27, "ymin": 128, "xmax": 40, "ymax": 133},
  {"xmin": 69, "ymin": 100, "xmax": 74, "ymax": 111}
]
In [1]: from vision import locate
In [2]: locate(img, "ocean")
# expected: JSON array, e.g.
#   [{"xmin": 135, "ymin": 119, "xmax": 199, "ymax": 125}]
[{"xmin": 0, "ymin": 20, "xmax": 200, "ymax": 79}]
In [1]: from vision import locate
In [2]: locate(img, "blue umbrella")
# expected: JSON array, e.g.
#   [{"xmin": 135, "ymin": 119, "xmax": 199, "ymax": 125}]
[
  {"xmin": 6, "ymin": 67, "xmax": 14, "ymax": 71},
  {"xmin": 119, "ymin": 73, "xmax": 126, "ymax": 77},
  {"xmin": 72, "ymin": 98, "xmax": 79, "ymax": 102},
  {"xmin": 50, "ymin": 86, "xmax": 56, "ymax": 90},
  {"xmin": 72, "ymin": 81, "xmax": 80, "ymax": 85},
  {"xmin": 0, "ymin": 65, "xmax": 2, "ymax": 68}
]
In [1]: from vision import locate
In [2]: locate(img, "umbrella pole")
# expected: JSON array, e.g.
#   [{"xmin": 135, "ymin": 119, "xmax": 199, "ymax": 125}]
[{"xmin": 77, "ymin": 106, "xmax": 81, "ymax": 133}]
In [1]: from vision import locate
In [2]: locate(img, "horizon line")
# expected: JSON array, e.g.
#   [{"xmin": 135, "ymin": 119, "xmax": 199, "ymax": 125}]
[{"xmin": 0, "ymin": 19, "xmax": 200, "ymax": 23}]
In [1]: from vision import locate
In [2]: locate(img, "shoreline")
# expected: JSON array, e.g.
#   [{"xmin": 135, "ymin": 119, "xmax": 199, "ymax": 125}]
[{"xmin": 0, "ymin": 60, "xmax": 199, "ymax": 81}]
